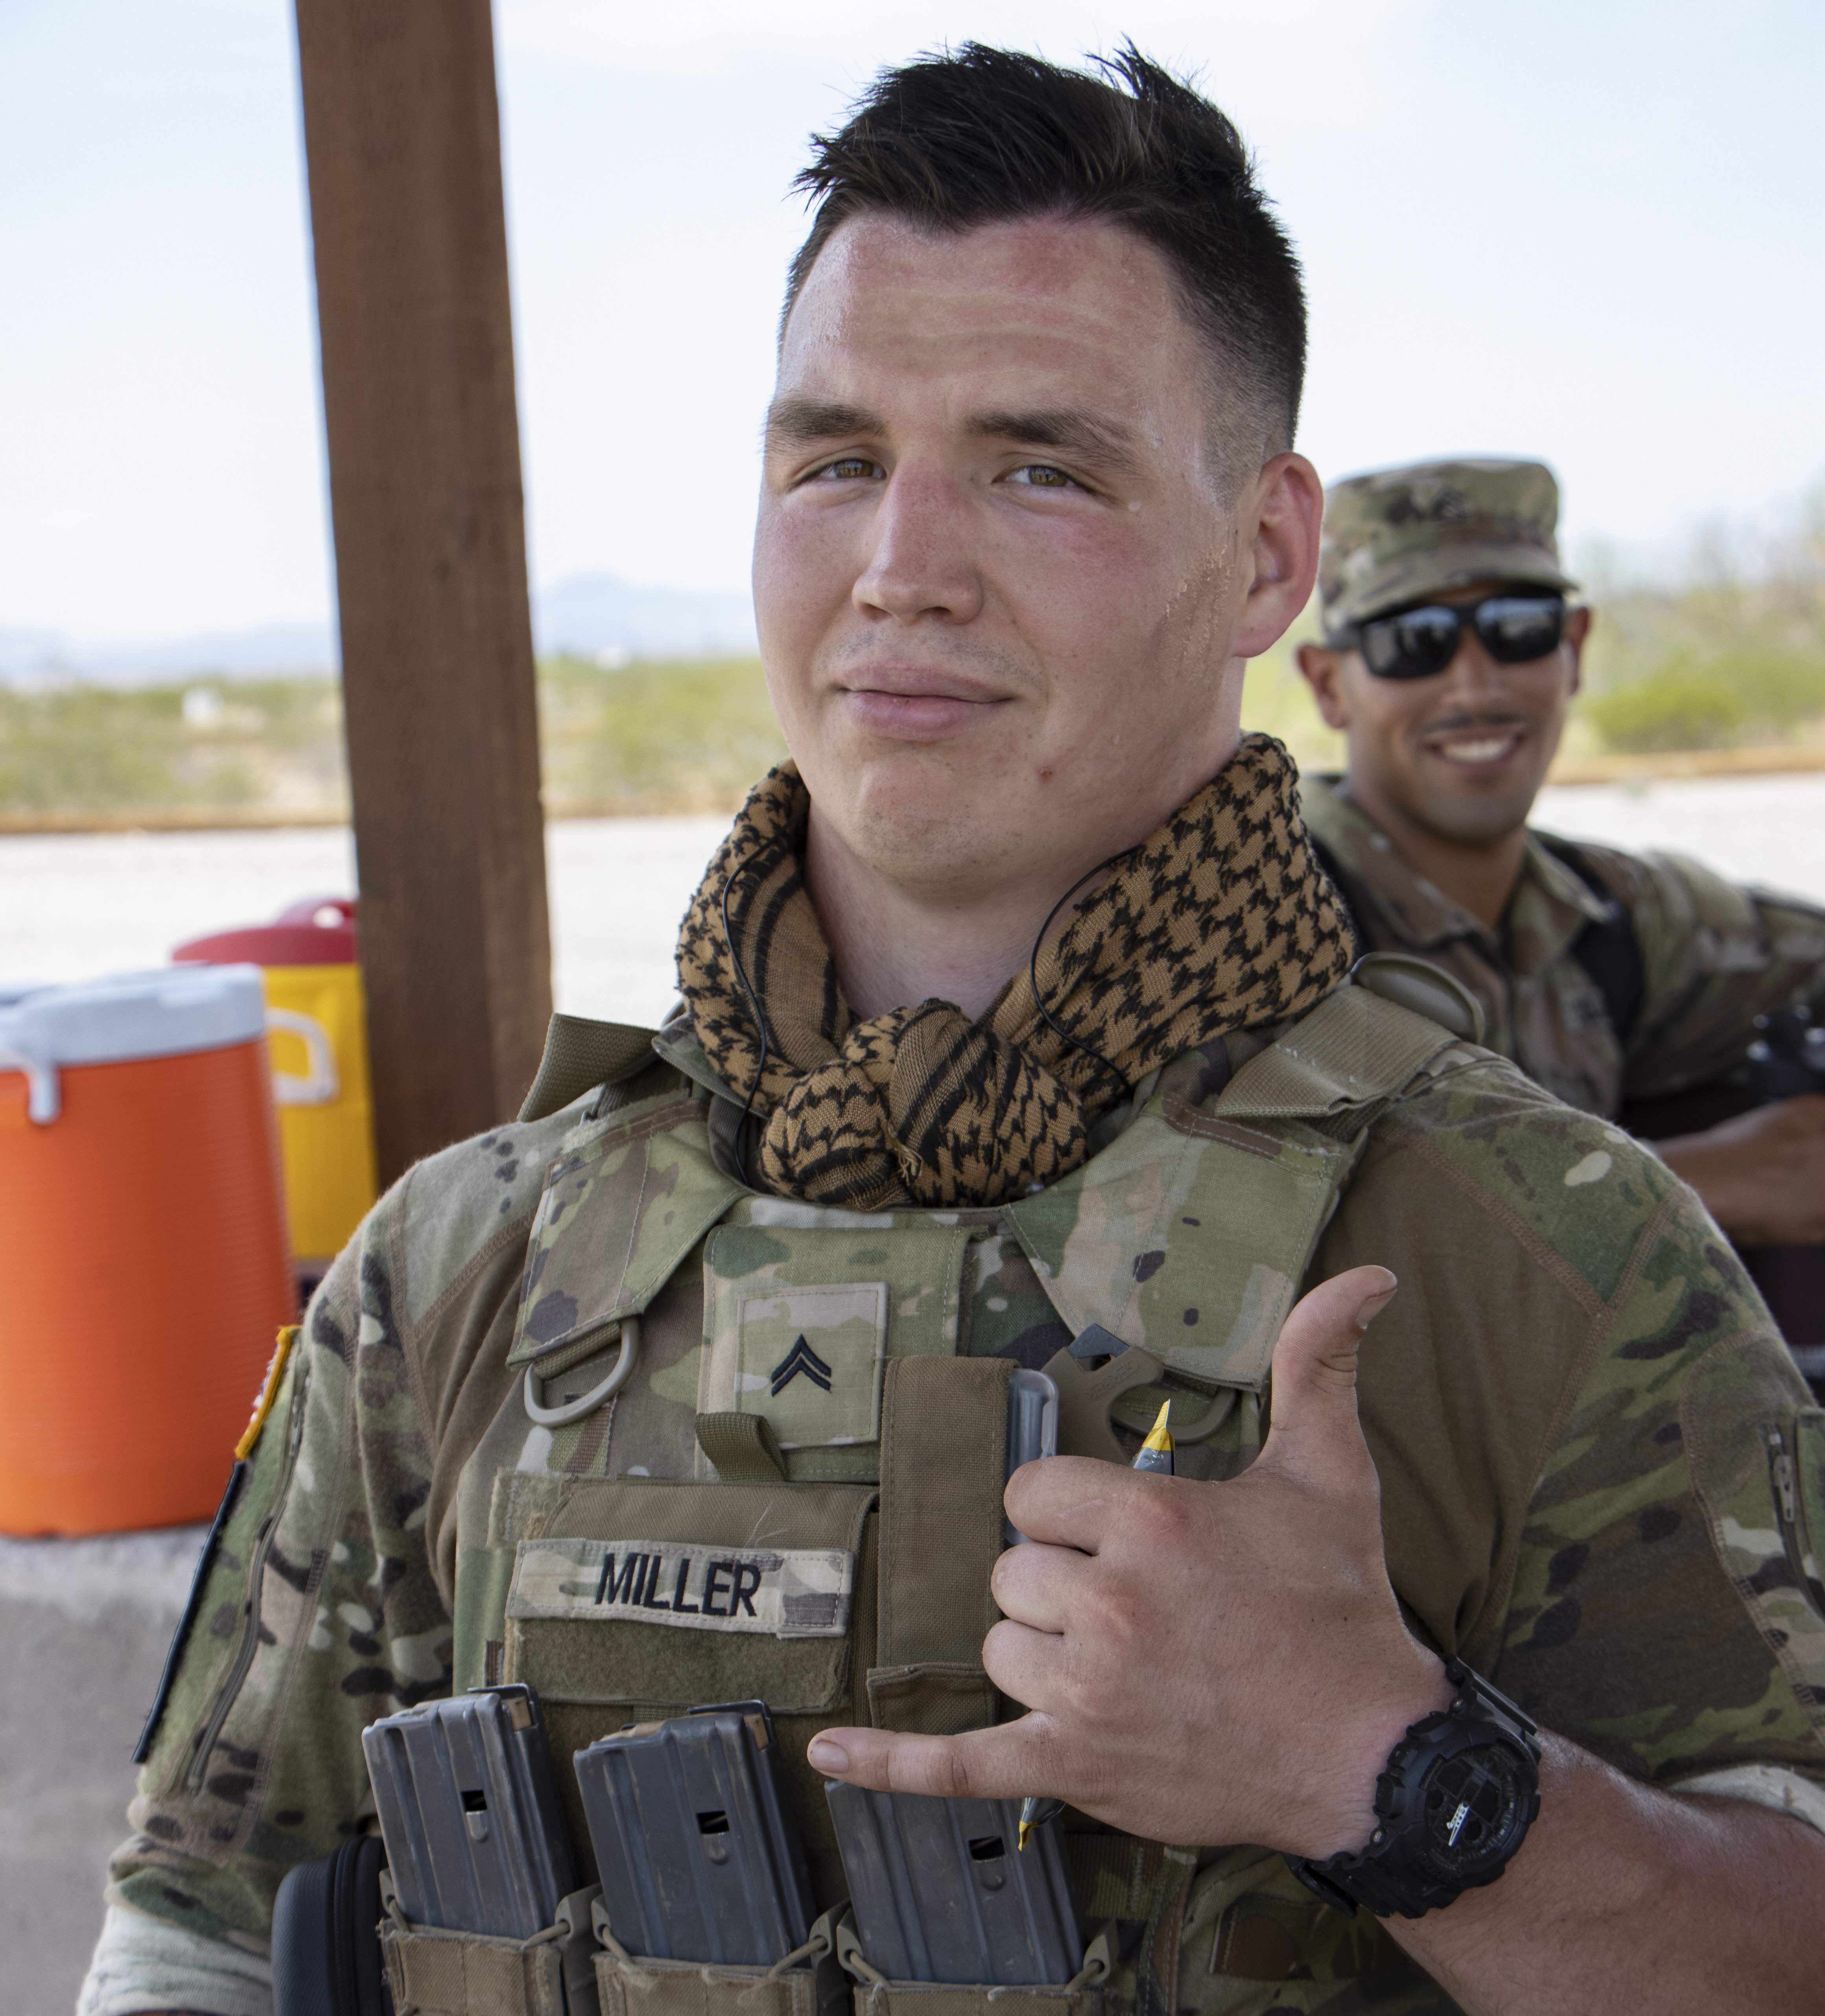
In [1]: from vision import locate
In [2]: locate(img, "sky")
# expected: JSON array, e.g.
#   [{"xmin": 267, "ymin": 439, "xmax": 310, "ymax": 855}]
[{"xmin": 1, "ymin": 0, "xmax": 1821, "ymax": 647}]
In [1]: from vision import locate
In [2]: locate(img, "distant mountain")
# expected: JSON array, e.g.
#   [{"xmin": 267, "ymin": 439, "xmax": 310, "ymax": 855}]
[
  {"xmin": 0, "ymin": 622, "xmax": 342, "ymax": 688},
  {"xmin": 535, "ymin": 573, "xmax": 756, "ymax": 661},
  {"xmin": 0, "ymin": 575, "xmax": 758, "ymax": 688}
]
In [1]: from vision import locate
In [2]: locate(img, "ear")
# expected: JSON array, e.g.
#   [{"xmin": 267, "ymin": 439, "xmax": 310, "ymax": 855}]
[
  {"xmin": 1564, "ymin": 604, "xmax": 1592, "ymax": 700},
  {"xmin": 1296, "ymin": 641, "xmax": 1353, "ymax": 732},
  {"xmin": 1233, "ymin": 453, "xmax": 1324, "ymax": 660}
]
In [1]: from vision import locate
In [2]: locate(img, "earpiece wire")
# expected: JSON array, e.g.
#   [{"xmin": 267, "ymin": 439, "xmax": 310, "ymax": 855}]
[{"xmin": 1027, "ymin": 849, "xmax": 1133, "ymax": 1101}]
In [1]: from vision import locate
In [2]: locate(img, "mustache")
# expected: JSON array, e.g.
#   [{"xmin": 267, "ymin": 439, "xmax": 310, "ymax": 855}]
[{"xmin": 1416, "ymin": 709, "xmax": 1528, "ymax": 738}]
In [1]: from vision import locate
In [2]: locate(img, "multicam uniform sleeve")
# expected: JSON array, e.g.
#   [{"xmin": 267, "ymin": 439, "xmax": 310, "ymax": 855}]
[
  {"xmin": 84, "ymin": 1116, "xmax": 554, "ymax": 2016},
  {"xmin": 1489, "ymin": 1136, "xmax": 1825, "ymax": 1825},
  {"xmin": 1578, "ymin": 842, "xmax": 1825, "ymax": 1099}
]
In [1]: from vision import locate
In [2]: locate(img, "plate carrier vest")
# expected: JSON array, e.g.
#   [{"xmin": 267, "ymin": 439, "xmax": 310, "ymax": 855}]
[{"xmin": 380, "ymin": 962, "xmax": 1478, "ymax": 2016}]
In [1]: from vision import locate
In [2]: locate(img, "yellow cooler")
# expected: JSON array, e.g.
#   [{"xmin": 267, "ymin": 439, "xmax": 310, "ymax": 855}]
[{"xmin": 173, "ymin": 897, "xmax": 378, "ymax": 1266}]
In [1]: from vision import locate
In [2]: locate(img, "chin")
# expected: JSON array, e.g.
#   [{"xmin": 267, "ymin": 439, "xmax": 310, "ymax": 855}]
[
  {"xmin": 837, "ymin": 756, "xmax": 1026, "ymax": 883},
  {"xmin": 1431, "ymin": 791, "xmax": 1539, "ymax": 847},
  {"xmin": 851, "ymin": 792, "xmax": 1011, "ymax": 883}
]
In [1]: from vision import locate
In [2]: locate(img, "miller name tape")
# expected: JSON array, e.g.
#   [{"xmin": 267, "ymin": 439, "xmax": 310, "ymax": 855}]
[{"xmin": 507, "ymin": 1537, "xmax": 852, "ymax": 1639}]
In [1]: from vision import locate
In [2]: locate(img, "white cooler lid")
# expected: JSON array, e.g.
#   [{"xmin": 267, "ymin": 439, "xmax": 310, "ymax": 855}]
[{"xmin": 0, "ymin": 965, "xmax": 268, "ymax": 1123}]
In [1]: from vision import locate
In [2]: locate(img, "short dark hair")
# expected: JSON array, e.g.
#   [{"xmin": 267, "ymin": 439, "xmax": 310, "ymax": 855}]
[{"xmin": 784, "ymin": 42, "xmax": 1307, "ymax": 477}]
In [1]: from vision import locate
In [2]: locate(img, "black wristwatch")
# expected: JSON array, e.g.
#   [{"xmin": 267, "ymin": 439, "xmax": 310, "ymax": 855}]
[{"xmin": 1286, "ymin": 1658, "xmax": 1541, "ymax": 1919}]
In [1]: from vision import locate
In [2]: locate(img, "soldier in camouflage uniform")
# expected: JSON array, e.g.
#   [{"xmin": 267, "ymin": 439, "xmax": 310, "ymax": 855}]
[
  {"xmin": 1296, "ymin": 457, "xmax": 1825, "ymax": 1249},
  {"xmin": 85, "ymin": 46, "xmax": 1825, "ymax": 2016}
]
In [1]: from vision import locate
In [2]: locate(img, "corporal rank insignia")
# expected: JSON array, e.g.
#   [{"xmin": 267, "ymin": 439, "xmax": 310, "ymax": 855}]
[
  {"xmin": 507, "ymin": 1536, "xmax": 853, "ymax": 1638},
  {"xmin": 709, "ymin": 1280, "xmax": 889, "ymax": 1453},
  {"xmin": 771, "ymin": 1334, "xmax": 833, "ymax": 1396}
]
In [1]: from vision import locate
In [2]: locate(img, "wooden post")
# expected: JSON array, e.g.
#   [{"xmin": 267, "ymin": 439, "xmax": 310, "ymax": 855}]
[{"xmin": 293, "ymin": 0, "xmax": 551, "ymax": 1183}]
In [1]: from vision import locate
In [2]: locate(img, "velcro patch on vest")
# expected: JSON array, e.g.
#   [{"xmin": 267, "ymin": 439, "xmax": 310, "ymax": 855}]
[
  {"xmin": 507, "ymin": 1537, "xmax": 853, "ymax": 1638},
  {"xmin": 735, "ymin": 1282, "xmax": 889, "ymax": 1449}
]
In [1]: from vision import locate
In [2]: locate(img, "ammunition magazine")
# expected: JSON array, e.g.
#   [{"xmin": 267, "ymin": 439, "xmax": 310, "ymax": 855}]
[
  {"xmin": 576, "ymin": 1699, "xmax": 816, "ymax": 1966},
  {"xmin": 362, "ymin": 1683, "xmax": 577, "ymax": 1940},
  {"xmin": 825, "ymin": 1782, "xmax": 1083, "ymax": 1986}
]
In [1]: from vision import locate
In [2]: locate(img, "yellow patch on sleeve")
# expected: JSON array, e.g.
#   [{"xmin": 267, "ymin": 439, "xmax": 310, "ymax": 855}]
[{"xmin": 234, "ymin": 1326, "xmax": 299, "ymax": 1460}]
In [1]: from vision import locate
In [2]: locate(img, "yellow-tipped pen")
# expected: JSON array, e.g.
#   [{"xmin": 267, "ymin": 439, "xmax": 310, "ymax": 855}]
[{"xmin": 1131, "ymin": 1398, "xmax": 1174, "ymax": 1475}]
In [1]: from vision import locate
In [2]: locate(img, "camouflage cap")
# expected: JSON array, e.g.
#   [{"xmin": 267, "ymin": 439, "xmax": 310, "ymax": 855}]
[{"xmin": 1319, "ymin": 457, "xmax": 1577, "ymax": 636}]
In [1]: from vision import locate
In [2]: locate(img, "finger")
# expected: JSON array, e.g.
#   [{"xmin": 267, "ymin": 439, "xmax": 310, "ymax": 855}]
[
  {"xmin": 806, "ymin": 1716, "xmax": 1056, "ymax": 1801},
  {"xmin": 1004, "ymin": 1453, "xmax": 1150, "ymax": 1550},
  {"xmin": 1257, "ymin": 1264, "xmax": 1397, "ymax": 1487},
  {"xmin": 981, "ymin": 1614, "xmax": 1072, "ymax": 1711},
  {"xmin": 990, "ymin": 1533, "xmax": 1090, "ymax": 1632}
]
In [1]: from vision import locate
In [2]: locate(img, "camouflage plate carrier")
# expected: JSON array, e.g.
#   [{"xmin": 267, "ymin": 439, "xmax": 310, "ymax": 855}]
[
  {"xmin": 398, "ymin": 966, "xmax": 1457, "ymax": 2016},
  {"xmin": 105, "ymin": 962, "xmax": 1825, "ymax": 2016}
]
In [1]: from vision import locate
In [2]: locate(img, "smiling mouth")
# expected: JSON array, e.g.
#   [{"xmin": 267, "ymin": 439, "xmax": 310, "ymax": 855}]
[{"xmin": 1427, "ymin": 726, "xmax": 1527, "ymax": 768}]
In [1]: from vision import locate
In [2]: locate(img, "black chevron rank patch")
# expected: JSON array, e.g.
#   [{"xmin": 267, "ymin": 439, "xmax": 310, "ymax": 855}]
[{"xmin": 770, "ymin": 1334, "xmax": 833, "ymax": 1396}]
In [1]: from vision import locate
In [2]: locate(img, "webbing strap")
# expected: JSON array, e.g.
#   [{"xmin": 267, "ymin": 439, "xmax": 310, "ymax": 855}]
[
  {"xmin": 876, "ymin": 1356, "xmax": 1011, "ymax": 1679},
  {"xmin": 695, "ymin": 1411, "xmax": 788, "ymax": 1483},
  {"xmin": 519, "ymin": 1014, "xmax": 660, "ymax": 1123},
  {"xmin": 1064, "ymin": 1835, "xmax": 1173, "ymax": 1920},
  {"xmin": 1213, "ymin": 981, "xmax": 1459, "ymax": 1130}
]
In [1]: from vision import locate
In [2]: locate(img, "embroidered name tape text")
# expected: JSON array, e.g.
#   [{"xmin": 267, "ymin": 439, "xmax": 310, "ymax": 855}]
[{"xmin": 507, "ymin": 1537, "xmax": 853, "ymax": 1638}]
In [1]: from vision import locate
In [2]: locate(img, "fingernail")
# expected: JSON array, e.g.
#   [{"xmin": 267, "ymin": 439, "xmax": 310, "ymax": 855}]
[
  {"xmin": 808, "ymin": 1736, "xmax": 848, "ymax": 1771},
  {"xmin": 1355, "ymin": 1279, "xmax": 1398, "ymax": 1331}
]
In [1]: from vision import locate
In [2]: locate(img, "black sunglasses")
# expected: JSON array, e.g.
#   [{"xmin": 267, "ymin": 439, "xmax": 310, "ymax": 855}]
[{"xmin": 1338, "ymin": 593, "xmax": 1567, "ymax": 681}]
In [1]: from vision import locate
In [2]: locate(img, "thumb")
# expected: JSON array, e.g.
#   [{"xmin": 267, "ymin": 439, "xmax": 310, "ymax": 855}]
[{"xmin": 1257, "ymin": 1265, "xmax": 1397, "ymax": 1485}]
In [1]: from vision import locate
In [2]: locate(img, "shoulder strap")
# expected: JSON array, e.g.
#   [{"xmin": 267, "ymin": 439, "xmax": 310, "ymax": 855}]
[
  {"xmin": 1213, "ymin": 979, "xmax": 1465, "ymax": 1135},
  {"xmin": 517, "ymin": 1012, "xmax": 662, "ymax": 1122},
  {"xmin": 1536, "ymin": 837, "xmax": 1647, "ymax": 1045},
  {"xmin": 1350, "ymin": 952, "xmax": 1484, "ymax": 1046}
]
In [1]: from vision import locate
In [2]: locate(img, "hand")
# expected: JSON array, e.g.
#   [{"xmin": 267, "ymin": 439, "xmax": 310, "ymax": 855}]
[
  {"xmin": 809, "ymin": 1265, "xmax": 1451, "ymax": 1858},
  {"xmin": 1656, "ymin": 1094, "xmax": 1825, "ymax": 1246}
]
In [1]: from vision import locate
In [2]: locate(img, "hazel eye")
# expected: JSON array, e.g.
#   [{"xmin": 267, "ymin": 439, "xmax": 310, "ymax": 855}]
[
  {"xmin": 1006, "ymin": 463, "xmax": 1076, "ymax": 490},
  {"xmin": 818, "ymin": 456, "xmax": 881, "ymax": 481}
]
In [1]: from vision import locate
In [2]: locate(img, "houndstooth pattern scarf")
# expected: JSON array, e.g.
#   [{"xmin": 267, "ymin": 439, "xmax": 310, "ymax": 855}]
[{"xmin": 676, "ymin": 733, "xmax": 1353, "ymax": 1211}]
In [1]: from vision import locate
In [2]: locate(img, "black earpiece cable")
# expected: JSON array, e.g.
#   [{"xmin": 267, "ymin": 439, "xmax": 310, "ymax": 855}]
[{"xmin": 1027, "ymin": 849, "xmax": 1133, "ymax": 1102}]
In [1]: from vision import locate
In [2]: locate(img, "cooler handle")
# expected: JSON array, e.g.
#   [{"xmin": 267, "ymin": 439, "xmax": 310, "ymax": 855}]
[
  {"xmin": 267, "ymin": 1008, "xmax": 340, "ymax": 1107},
  {"xmin": 0, "ymin": 1042, "xmax": 59, "ymax": 1124}
]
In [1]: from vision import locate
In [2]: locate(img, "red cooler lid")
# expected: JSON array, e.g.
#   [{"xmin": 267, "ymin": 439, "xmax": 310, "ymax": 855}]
[{"xmin": 173, "ymin": 896, "xmax": 358, "ymax": 968}]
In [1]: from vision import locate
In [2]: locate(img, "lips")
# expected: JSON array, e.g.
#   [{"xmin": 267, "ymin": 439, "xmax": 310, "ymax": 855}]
[
  {"xmin": 1436, "ymin": 732, "xmax": 1523, "ymax": 765},
  {"xmin": 1423, "ymin": 724, "xmax": 1527, "ymax": 771},
  {"xmin": 833, "ymin": 665, "xmax": 1011, "ymax": 742}
]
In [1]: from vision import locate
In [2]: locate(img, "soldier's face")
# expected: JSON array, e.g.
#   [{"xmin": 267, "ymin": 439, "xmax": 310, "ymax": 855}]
[
  {"xmin": 754, "ymin": 213, "xmax": 1320, "ymax": 905},
  {"xmin": 1297, "ymin": 586, "xmax": 1590, "ymax": 846}
]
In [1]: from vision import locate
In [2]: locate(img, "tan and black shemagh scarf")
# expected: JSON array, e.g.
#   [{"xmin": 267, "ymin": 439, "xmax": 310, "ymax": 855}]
[{"xmin": 675, "ymin": 733, "xmax": 1353, "ymax": 1212}]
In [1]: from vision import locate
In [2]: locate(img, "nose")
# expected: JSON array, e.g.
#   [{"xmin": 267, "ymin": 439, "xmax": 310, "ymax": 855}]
[
  {"xmin": 852, "ymin": 464, "xmax": 984, "ymax": 627},
  {"xmin": 1435, "ymin": 623, "xmax": 1508, "ymax": 704}
]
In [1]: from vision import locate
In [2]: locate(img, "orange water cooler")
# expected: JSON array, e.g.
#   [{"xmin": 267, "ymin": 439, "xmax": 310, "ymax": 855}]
[{"xmin": 0, "ymin": 965, "xmax": 295, "ymax": 1535}]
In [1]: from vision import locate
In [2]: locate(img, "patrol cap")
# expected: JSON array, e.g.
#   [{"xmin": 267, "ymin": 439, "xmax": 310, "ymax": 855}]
[{"xmin": 1318, "ymin": 457, "xmax": 1577, "ymax": 637}]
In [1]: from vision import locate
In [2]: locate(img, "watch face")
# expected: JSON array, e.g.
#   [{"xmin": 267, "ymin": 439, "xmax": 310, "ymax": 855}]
[{"xmin": 1416, "ymin": 1742, "xmax": 1532, "ymax": 1878}]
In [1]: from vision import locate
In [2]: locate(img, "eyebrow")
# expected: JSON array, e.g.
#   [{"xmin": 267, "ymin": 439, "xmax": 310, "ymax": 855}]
[
  {"xmin": 762, "ymin": 397, "xmax": 1141, "ymax": 477},
  {"xmin": 965, "ymin": 407, "xmax": 1141, "ymax": 475},
  {"xmin": 763, "ymin": 398, "xmax": 886, "ymax": 452}
]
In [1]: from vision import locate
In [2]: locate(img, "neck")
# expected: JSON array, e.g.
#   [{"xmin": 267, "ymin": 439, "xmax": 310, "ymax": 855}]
[
  {"xmin": 1342, "ymin": 774, "xmax": 1528, "ymax": 932},
  {"xmin": 805, "ymin": 813, "xmax": 1099, "ymax": 1022}
]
